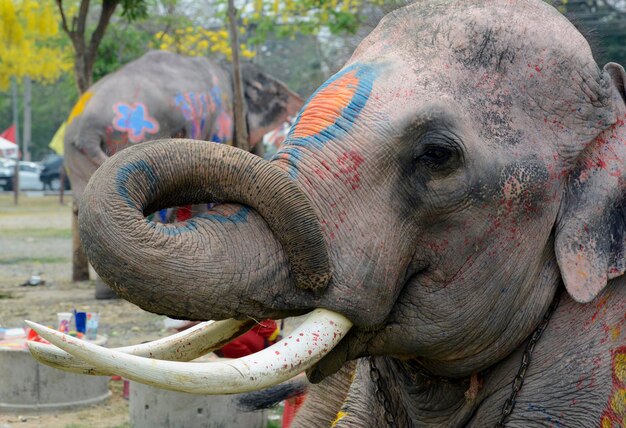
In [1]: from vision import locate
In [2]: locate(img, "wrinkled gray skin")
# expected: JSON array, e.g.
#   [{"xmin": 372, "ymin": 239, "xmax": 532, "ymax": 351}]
[
  {"xmin": 80, "ymin": 1, "xmax": 626, "ymax": 426},
  {"xmin": 65, "ymin": 50, "xmax": 303, "ymax": 200}
]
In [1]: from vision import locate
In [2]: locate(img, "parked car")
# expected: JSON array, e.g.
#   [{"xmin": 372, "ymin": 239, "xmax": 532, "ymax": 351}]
[
  {"xmin": 39, "ymin": 155, "xmax": 70, "ymax": 191},
  {"xmin": 0, "ymin": 158, "xmax": 43, "ymax": 191}
]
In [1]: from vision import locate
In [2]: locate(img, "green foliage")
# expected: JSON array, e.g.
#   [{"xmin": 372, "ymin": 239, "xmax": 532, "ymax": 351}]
[
  {"xmin": 93, "ymin": 22, "xmax": 153, "ymax": 82},
  {"xmin": 327, "ymin": 10, "xmax": 360, "ymax": 34},
  {"xmin": 120, "ymin": 0, "xmax": 148, "ymax": 21},
  {"xmin": 0, "ymin": 75, "xmax": 77, "ymax": 160}
]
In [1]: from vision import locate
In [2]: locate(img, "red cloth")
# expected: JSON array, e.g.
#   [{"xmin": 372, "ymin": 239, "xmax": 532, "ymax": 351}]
[
  {"xmin": 1, "ymin": 124, "xmax": 16, "ymax": 143},
  {"xmin": 175, "ymin": 205, "xmax": 193, "ymax": 222},
  {"xmin": 218, "ymin": 320, "xmax": 279, "ymax": 359}
]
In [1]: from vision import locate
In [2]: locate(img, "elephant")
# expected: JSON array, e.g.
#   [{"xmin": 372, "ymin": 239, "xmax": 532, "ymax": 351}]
[
  {"xmin": 28, "ymin": 1, "xmax": 626, "ymax": 426},
  {"xmin": 64, "ymin": 49, "xmax": 303, "ymax": 200}
]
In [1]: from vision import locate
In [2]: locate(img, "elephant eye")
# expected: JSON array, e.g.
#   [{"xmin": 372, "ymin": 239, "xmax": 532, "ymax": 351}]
[{"xmin": 418, "ymin": 145, "xmax": 455, "ymax": 170}]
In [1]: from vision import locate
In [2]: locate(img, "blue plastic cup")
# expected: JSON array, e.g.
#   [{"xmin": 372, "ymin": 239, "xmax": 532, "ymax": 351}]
[{"xmin": 75, "ymin": 312, "xmax": 87, "ymax": 334}]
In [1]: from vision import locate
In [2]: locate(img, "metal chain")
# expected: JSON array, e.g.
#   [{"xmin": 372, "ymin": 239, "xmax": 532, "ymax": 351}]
[
  {"xmin": 369, "ymin": 357, "xmax": 398, "ymax": 428},
  {"xmin": 495, "ymin": 293, "xmax": 560, "ymax": 427}
]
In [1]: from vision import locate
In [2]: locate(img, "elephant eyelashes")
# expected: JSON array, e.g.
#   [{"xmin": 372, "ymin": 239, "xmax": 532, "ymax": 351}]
[
  {"xmin": 420, "ymin": 146, "xmax": 454, "ymax": 168},
  {"xmin": 413, "ymin": 137, "xmax": 462, "ymax": 175}
]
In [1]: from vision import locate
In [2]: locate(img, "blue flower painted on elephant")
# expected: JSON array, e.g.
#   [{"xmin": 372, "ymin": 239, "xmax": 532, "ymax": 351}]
[
  {"xmin": 112, "ymin": 102, "xmax": 160, "ymax": 143},
  {"xmin": 273, "ymin": 63, "xmax": 377, "ymax": 178},
  {"xmin": 174, "ymin": 92, "xmax": 210, "ymax": 139}
]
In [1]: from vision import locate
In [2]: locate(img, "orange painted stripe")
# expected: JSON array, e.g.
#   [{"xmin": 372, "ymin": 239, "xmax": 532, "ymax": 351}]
[{"xmin": 291, "ymin": 70, "xmax": 360, "ymax": 139}]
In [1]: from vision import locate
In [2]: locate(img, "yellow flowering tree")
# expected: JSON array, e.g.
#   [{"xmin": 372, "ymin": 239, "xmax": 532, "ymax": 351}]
[
  {"xmin": 154, "ymin": 0, "xmax": 388, "ymax": 60},
  {"xmin": 155, "ymin": 26, "xmax": 256, "ymax": 60},
  {"xmin": 0, "ymin": 0, "xmax": 71, "ymax": 91}
]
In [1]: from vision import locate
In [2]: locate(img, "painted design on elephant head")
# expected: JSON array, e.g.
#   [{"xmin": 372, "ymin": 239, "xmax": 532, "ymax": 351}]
[
  {"xmin": 174, "ymin": 92, "xmax": 210, "ymax": 139},
  {"xmin": 112, "ymin": 102, "xmax": 160, "ymax": 143},
  {"xmin": 208, "ymin": 83, "xmax": 233, "ymax": 144},
  {"xmin": 601, "ymin": 347, "xmax": 626, "ymax": 427},
  {"xmin": 274, "ymin": 63, "xmax": 377, "ymax": 178},
  {"xmin": 68, "ymin": 91, "xmax": 94, "ymax": 125}
]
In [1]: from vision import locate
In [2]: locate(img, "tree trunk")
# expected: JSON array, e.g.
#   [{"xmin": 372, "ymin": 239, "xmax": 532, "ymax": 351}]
[
  {"xmin": 59, "ymin": 164, "xmax": 65, "ymax": 204},
  {"xmin": 227, "ymin": 0, "xmax": 249, "ymax": 152},
  {"xmin": 11, "ymin": 77, "xmax": 20, "ymax": 205},
  {"xmin": 55, "ymin": 0, "xmax": 120, "ymax": 280},
  {"xmin": 72, "ymin": 199, "xmax": 90, "ymax": 281},
  {"xmin": 73, "ymin": 43, "xmax": 92, "ymax": 94},
  {"xmin": 23, "ymin": 76, "xmax": 31, "ymax": 162}
]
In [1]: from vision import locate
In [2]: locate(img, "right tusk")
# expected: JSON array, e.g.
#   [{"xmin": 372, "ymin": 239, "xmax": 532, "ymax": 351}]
[
  {"xmin": 26, "ymin": 309, "xmax": 352, "ymax": 394},
  {"xmin": 27, "ymin": 319, "xmax": 254, "ymax": 375}
]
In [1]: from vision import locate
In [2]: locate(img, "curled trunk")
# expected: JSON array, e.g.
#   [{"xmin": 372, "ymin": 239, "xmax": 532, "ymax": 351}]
[{"xmin": 79, "ymin": 139, "xmax": 330, "ymax": 319}]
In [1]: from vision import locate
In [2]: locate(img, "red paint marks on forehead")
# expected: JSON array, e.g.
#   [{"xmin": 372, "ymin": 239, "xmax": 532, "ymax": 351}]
[{"xmin": 290, "ymin": 70, "xmax": 361, "ymax": 139}]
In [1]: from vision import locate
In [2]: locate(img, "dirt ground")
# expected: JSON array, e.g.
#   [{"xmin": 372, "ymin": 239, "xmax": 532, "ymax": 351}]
[{"xmin": 0, "ymin": 194, "xmax": 283, "ymax": 428}]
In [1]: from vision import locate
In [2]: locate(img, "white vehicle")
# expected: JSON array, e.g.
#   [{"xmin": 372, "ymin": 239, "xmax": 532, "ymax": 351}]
[{"xmin": 0, "ymin": 158, "xmax": 43, "ymax": 191}]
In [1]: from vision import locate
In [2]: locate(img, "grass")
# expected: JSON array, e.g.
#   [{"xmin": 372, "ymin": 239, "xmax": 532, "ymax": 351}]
[
  {"xmin": 64, "ymin": 425, "xmax": 130, "ymax": 428},
  {"xmin": 0, "ymin": 228, "xmax": 72, "ymax": 238},
  {"xmin": 0, "ymin": 194, "xmax": 71, "ymax": 238},
  {"xmin": 0, "ymin": 194, "xmax": 70, "ymax": 215},
  {"xmin": 0, "ymin": 256, "xmax": 69, "ymax": 265}
]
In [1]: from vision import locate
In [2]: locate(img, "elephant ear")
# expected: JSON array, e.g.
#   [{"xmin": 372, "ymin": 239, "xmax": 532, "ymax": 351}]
[{"xmin": 555, "ymin": 62, "xmax": 626, "ymax": 303}]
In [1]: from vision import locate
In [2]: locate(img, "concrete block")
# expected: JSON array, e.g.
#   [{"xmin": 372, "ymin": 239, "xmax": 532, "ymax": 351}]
[
  {"xmin": 129, "ymin": 381, "xmax": 267, "ymax": 428},
  {"xmin": 0, "ymin": 343, "xmax": 110, "ymax": 412}
]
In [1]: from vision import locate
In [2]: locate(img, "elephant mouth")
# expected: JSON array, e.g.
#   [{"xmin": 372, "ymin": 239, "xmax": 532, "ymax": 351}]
[{"xmin": 26, "ymin": 309, "xmax": 352, "ymax": 394}]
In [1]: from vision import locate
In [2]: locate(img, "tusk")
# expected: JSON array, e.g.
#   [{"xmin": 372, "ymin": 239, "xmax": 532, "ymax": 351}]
[
  {"xmin": 27, "ymin": 319, "xmax": 254, "ymax": 375},
  {"xmin": 25, "ymin": 309, "xmax": 352, "ymax": 394}
]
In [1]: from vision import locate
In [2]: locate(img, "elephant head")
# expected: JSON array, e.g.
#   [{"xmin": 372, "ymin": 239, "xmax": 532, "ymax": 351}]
[
  {"xmin": 31, "ymin": 1, "xmax": 626, "ymax": 425},
  {"xmin": 240, "ymin": 62, "xmax": 303, "ymax": 147}
]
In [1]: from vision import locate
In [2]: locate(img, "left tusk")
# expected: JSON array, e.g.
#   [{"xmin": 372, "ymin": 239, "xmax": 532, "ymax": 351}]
[
  {"xmin": 27, "ymin": 319, "xmax": 254, "ymax": 375},
  {"xmin": 25, "ymin": 309, "xmax": 352, "ymax": 394}
]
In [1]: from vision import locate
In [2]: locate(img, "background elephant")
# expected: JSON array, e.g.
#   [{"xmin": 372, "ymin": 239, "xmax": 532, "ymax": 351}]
[
  {"xmin": 38, "ymin": 0, "xmax": 626, "ymax": 426},
  {"xmin": 64, "ymin": 50, "xmax": 303, "ymax": 201}
]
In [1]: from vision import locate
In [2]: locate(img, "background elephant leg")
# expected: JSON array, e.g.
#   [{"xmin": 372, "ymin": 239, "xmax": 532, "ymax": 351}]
[{"xmin": 95, "ymin": 275, "xmax": 119, "ymax": 299}]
